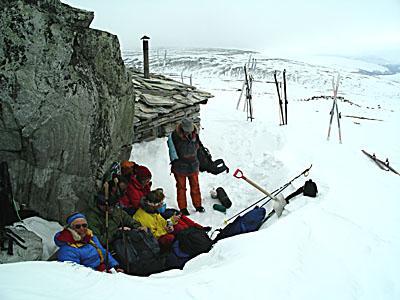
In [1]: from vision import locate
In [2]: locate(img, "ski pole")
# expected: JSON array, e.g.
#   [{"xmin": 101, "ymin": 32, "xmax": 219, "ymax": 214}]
[
  {"xmin": 236, "ymin": 81, "xmax": 246, "ymax": 110},
  {"xmin": 274, "ymin": 71, "xmax": 284, "ymax": 125},
  {"xmin": 283, "ymin": 69, "xmax": 288, "ymax": 125},
  {"xmin": 333, "ymin": 74, "xmax": 342, "ymax": 143},
  {"xmin": 225, "ymin": 165, "xmax": 312, "ymax": 223},
  {"xmin": 119, "ymin": 207, "xmax": 130, "ymax": 274},
  {"xmin": 105, "ymin": 201, "xmax": 109, "ymax": 272}
]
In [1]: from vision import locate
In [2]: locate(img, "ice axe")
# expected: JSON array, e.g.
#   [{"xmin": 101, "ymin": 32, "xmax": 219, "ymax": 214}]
[{"xmin": 233, "ymin": 169, "xmax": 287, "ymax": 217}]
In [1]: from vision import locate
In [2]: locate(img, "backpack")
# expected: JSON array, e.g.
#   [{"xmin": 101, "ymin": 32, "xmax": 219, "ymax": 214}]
[
  {"xmin": 303, "ymin": 179, "xmax": 318, "ymax": 197},
  {"xmin": 197, "ymin": 142, "xmax": 229, "ymax": 175},
  {"xmin": 112, "ymin": 230, "xmax": 166, "ymax": 276},
  {"xmin": 176, "ymin": 227, "xmax": 213, "ymax": 257},
  {"xmin": 165, "ymin": 240, "xmax": 192, "ymax": 270},
  {"xmin": 214, "ymin": 206, "xmax": 266, "ymax": 243}
]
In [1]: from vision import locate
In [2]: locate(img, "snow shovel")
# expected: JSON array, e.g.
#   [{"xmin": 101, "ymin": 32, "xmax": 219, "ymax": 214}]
[{"xmin": 233, "ymin": 169, "xmax": 287, "ymax": 217}]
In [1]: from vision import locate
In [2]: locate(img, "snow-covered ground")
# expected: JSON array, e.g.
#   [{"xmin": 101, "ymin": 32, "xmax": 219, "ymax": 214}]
[{"xmin": 1, "ymin": 49, "xmax": 399, "ymax": 300}]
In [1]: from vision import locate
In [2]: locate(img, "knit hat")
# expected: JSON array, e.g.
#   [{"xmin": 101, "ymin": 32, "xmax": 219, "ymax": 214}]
[
  {"xmin": 66, "ymin": 212, "xmax": 86, "ymax": 226},
  {"xmin": 181, "ymin": 118, "xmax": 194, "ymax": 133},
  {"xmin": 121, "ymin": 160, "xmax": 135, "ymax": 176},
  {"xmin": 121, "ymin": 160, "xmax": 134, "ymax": 169},
  {"xmin": 135, "ymin": 165, "xmax": 152, "ymax": 181},
  {"xmin": 146, "ymin": 188, "xmax": 165, "ymax": 205}
]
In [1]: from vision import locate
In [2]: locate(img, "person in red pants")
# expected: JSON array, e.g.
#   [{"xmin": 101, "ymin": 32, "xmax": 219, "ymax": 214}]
[{"xmin": 167, "ymin": 118, "xmax": 204, "ymax": 216}]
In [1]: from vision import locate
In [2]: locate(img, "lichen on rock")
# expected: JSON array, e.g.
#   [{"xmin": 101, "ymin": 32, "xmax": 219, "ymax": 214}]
[{"xmin": 0, "ymin": 0, "xmax": 135, "ymax": 222}]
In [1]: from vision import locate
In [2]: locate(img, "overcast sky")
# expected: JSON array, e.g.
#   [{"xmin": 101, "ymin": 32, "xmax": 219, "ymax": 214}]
[{"xmin": 61, "ymin": 0, "xmax": 400, "ymax": 59}]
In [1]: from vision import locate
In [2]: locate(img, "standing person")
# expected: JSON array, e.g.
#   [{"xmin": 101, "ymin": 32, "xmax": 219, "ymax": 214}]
[
  {"xmin": 54, "ymin": 212, "xmax": 122, "ymax": 272},
  {"xmin": 167, "ymin": 118, "xmax": 204, "ymax": 215}
]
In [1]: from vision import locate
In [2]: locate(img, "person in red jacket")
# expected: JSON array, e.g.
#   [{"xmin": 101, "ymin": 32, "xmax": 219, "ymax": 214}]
[{"xmin": 118, "ymin": 165, "xmax": 152, "ymax": 215}]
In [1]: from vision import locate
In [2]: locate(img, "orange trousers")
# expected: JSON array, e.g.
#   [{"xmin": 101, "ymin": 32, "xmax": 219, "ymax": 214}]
[{"xmin": 173, "ymin": 173, "xmax": 202, "ymax": 210}]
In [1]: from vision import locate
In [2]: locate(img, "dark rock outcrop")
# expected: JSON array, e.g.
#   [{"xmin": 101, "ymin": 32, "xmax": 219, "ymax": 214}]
[{"xmin": 0, "ymin": 0, "xmax": 135, "ymax": 222}]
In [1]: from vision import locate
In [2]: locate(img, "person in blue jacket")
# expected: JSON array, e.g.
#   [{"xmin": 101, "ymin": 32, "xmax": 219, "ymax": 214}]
[{"xmin": 54, "ymin": 212, "xmax": 122, "ymax": 272}]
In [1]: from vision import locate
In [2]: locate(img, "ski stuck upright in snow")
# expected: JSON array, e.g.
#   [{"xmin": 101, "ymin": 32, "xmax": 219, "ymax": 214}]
[
  {"xmin": 327, "ymin": 74, "xmax": 342, "ymax": 143},
  {"xmin": 362, "ymin": 150, "xmax": 400, "ymax": 176}
]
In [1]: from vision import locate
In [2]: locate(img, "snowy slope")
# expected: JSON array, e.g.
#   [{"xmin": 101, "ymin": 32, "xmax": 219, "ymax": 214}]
[{"xmin": 1, "ymin": 50, "xmax": 399, "ymax": 300}]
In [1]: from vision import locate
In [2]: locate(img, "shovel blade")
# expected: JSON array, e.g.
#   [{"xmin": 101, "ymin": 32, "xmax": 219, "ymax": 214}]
[{"xmin": 273, "ymin": 194, "xmax": 287, "ymax": 217}]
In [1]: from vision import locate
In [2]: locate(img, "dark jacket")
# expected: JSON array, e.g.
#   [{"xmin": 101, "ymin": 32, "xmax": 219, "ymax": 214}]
[
  {"xmin": 170, "ymin": 124, "xmax": 200, "ymax": 175},
  {"xmin": 84, "ymin": 203, "xmax": 141, "ymax": 247}
]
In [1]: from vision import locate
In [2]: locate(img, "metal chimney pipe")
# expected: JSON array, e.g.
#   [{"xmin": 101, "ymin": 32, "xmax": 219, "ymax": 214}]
[{"xmin": 141, "ymin": 35, "xmax": 150, "ymax": 79}]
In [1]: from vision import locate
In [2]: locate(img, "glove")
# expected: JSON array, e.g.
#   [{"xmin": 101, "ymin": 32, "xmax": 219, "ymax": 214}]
[{"xmin": 203, "ymin": 226, "xmax": 212, "ymax": 232}]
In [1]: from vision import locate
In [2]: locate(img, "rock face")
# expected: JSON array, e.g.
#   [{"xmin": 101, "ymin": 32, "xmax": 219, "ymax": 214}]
[{"xmin": 0, "ymin": 0, "xmax": 135, "ymax": 222}]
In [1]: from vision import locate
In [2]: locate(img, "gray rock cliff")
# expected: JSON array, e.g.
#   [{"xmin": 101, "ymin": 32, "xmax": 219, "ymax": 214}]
[{"xmin": 0, "ymin": 0, "xmax": 135, "ymax": 222}]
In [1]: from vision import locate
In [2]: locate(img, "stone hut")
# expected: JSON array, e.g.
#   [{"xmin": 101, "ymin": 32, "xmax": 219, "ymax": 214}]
[{"xmin": 129, "ymin": 69, "xmax": 213, "ymax": 143}]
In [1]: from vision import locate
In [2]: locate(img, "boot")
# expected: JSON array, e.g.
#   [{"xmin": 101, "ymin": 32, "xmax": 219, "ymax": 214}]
[
  {"xmin": 195, "ymin": 206, "xmax": 205, "ymax": 213},
  {"xmin": 180, "ymin": 208, "xmax": 190, "ymax": 216}
]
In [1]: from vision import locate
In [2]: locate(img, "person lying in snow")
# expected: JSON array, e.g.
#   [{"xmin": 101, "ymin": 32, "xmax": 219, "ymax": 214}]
[
  {"xmin": 118, "ymin": 165, "xmax": 152, "ymax": 216},
  {"xmin": 133, "ymin": 189, "xmax": 211, "ymax": 252},
  {"xmin": 54, "ymin": 212, "xmax": 122, "ymax": 272}
]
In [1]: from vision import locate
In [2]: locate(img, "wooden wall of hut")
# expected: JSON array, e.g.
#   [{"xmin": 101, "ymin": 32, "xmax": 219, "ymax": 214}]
[{"xmin": 128, "ymin": 69, "xmax": 212, "ymax": 143}]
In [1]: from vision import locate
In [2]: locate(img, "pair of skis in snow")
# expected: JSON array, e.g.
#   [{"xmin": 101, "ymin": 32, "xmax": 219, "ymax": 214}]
[
  {"xmin": 236, "ymin": 65, "xmax": 254, "ymax": 121},
  {"xmin": 362, "ymin": 150, "xmax": 400, "ymax": 176},
  {"xmin": 327, "ymin": 74, "xmax": 342, "ymax": 143},
  {"xmin": 273, "ymin": 70, "xmax": 288, "ymax": 125}
]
